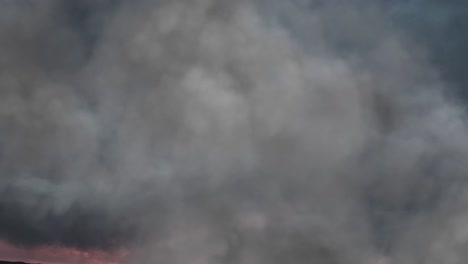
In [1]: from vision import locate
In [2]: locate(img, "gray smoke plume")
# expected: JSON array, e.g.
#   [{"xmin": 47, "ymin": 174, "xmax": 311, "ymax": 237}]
[{"xmin": 1, "ymin": 0, "xmax": 468, "ymax": 263}]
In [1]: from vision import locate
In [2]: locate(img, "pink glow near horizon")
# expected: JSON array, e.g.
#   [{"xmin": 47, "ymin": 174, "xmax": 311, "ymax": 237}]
[
  {"xmin": 0, "ymin": 238, "xmax": 395, "ymax": 264},
  {"xmin": 0, "ymin": 240, "xmax": 128, "ymax": 264}
]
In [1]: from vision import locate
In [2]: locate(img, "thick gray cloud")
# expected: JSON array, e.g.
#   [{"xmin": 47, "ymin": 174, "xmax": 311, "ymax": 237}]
[{"xmin": 0, "ymin": 1, "xmax": 468, "ymax": 264}]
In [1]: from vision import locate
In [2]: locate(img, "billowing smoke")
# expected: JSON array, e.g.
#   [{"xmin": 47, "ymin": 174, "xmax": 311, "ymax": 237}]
[{"xmin": 0, "ymin": 1, "xmax": 468, "ymax": 264}]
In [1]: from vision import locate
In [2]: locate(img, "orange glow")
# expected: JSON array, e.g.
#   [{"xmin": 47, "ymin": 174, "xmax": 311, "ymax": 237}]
[{"xmin": 0, "ymin": 240, "xmax": 128, "ymax": 264}]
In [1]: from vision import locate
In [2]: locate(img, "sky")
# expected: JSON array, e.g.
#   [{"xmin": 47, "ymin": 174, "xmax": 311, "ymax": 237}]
[{"xmin": 0, "ymin": 0, "xmax": 468, "ymax": 263}]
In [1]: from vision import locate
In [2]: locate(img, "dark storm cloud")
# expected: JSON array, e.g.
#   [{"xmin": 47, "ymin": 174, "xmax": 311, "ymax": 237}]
[
  {"xmin": 0, "ymin": 0, "xmax": 130, "ymax": 250},
  {"xmin": 1, "ymin": 1, "xmax": 468, "ymax": 264},
  {"xmin": 384, "ymin": 0, "xmax": 468, "ymax": 96}
]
